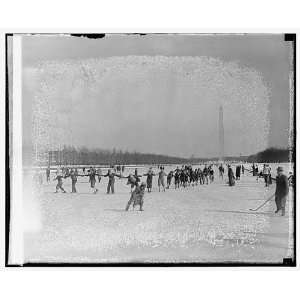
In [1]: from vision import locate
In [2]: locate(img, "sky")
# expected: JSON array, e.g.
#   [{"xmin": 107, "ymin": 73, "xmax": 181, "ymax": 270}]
[{"xmin": 22, "ymin": 34, "xmax": 293, "ymax": 158}]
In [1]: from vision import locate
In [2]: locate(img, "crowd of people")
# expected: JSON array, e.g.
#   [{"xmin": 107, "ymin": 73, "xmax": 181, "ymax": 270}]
[
  {"xmin": 36, "ymin": 161, "xmax": 292, "ymax": 214},
  {"xmin": 41, "ymin": 162, "xmax": 281, "ymax": 195},
  {"xmin": 44, "ymin": 164, "xmax": 235, "ymax": 196}
]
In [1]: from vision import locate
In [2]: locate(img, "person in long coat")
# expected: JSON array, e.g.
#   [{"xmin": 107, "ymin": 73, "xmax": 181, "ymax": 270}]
[
  {"xmin": 235, "ymin": 165, "xmax": 241, "ymax": 180},
  {"xmin": 143, "ymin": 167, "xmax": 156, "ymax": 192},
  {"xmin": 46, "ymin": 166, "xmax": 50, "ymax": 182},
  {"xmin": 252, "ymin": 163, "xmax": 256, "ymax": 176},
  {"xmin": 274, "ymin": 166, "xmax": 289, "ymax": 216},
  {"xmin": 158, "ymin": 167, "xmax": 167, "ymax": 192},
  {"xmin": 228, "ymin": 165, "xmax": 235, "ymax": 186}
]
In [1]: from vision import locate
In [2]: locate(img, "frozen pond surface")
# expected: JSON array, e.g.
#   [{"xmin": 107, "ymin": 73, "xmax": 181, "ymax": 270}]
[{"xmin": 23, "ymin": 163, "xmax": 294, "ymax": 263}]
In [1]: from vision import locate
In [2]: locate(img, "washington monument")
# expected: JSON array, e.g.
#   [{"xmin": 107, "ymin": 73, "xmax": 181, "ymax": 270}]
[{"xmin": 219, "ymin": 105, "xmax": 225, "ymax": 160}]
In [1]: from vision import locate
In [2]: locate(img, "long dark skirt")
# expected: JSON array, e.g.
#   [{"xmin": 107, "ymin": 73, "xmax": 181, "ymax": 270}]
[
  {"xmin": 147, "ymin": 177, "xmax": 153, "ymax": 189},
  {"xmin": 229, "ymin": 176, "xmax": 235, "ymax": 186}
]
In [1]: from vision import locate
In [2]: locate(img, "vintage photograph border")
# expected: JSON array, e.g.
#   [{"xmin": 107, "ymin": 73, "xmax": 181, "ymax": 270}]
[{"xmin": 5, "ymin": 32, "xmax": 297, "ymax": 267}]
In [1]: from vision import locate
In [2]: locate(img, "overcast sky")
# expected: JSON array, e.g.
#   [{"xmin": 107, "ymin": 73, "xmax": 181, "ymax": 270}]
[{"xmin": 22, "ymin": 34, "xmax": 292, "ymax": 158}]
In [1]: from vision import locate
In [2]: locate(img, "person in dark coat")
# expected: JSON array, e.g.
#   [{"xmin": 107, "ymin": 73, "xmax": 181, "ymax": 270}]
[
  {"xmin": 219, "ymin": 164, "xmax": 224, "ymax": 180},
  {"xmin": 252, "ymin": 163, "xmax": 256, "ymax": 176},
  {"xmin": 209, "ymin": 166, "xmax": 214, "ymax": 183},
  {"xmin": 228, "ymin": 165, "xmax": 235, "ymax": 186},
  {"xmin": 104, "ymin": 169, "xmax": 121, "ymax": 194},
  {"xmin": 83, "ymin": 167, "xmax": 99, "ymax": 194},
  {"xmin": 125, "ymin": 182, "xmax": 146, "ymax": 211},
  {"xmin": 123, "ymin": 174, "xmax": 138, "ymax": 192},
  {"xmin": 203, "ymin": 165, "xmax": 209, "ymax": 185},
  {"xmin": 66, "ymin": 169, "xmax": 78, "ymax": 193},
  {"xmin": 167, "ymin": 171, "xmax": 173, "ymax": 189},
  {"xmin": 198, "ymin": 168, "xmax": 204, "ymax": 185},
  {"xmin": 46, "ymin": 166, "xmax": 50, "ymax": 182},
  {"xmin": 274, "ymin": 166, "xmax": 289, "ymax": 216},
  {"xmin": 143, "ymin": 167, "xmax": 156, "ymax": 192},
  {"xmin": 255, "ymin": 165, "xmax": 259, "ymax": 177},
  {"xmin": 134, "ymin": 168, "xmax": 142, "ymax": 184},
  {"xmin": 174, "ymin": 170, "xmax": 180, "ymax": 189},
  {"xmin": 235, "ymin": 165, "xmax": 241, "ymax": 180}
]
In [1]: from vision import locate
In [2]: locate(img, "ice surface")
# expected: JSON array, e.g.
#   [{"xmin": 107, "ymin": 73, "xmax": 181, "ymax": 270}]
[{"xmin": 23, "ymin": 163, "xmax": 293, "ymax": 263}]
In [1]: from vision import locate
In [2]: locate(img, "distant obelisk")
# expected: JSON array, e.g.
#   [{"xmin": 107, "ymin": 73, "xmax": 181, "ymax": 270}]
[{"xmin": 219, "ymin": 105, "xmax": 225, "ymax": 161}]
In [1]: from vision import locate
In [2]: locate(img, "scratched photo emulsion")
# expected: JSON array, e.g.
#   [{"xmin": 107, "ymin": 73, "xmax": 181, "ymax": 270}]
[{"xmin": 7, "ymin": 33, "xmax": 295, "ymax": 265}]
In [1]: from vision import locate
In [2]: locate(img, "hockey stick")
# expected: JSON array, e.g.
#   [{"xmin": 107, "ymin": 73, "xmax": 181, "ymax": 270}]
[{"xmin": 249, "ymin": 193, "xmax": 275, "ymax": 211}]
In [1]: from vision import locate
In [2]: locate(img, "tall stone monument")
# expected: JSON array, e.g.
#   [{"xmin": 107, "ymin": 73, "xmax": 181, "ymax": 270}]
[{"xmin": 219, "ymin": 105, "xmax": 225, "ymax": 161}]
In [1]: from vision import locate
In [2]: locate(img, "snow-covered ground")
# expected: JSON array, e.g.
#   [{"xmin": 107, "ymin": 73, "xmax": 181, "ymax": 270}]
[{"xmin": 23, "ymin": 163, "xmax": 294, "ymax": 263}]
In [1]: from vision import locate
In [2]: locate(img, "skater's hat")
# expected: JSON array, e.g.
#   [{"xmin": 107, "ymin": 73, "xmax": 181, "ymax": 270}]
[{"xmin": 277, "ymin": 166, "xmax": 284, "ymax": 172}]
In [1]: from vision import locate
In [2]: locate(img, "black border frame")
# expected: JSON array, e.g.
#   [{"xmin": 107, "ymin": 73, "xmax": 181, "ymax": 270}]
[{"xmin": 5, "ymin": 32, "xmax": 297, "ymax": 267}]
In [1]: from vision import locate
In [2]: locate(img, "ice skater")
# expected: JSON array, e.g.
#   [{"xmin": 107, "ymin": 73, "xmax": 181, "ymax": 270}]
[
  {"xmin": 134, "ymin": 168, "xmax": 142, "ymax": 185},
  {"xmin": 97, "ymin": 167, "xmax": 102, "ymax": 183},
  {"xmin": 203, "ymin": 165, "xmax": 209, "ymax": 185},
  {"xmin": 235, "ymin": 165, "xmax": 241, "ymax": 181},
  {"xmin": 82, "ymin": 167, "xmax": 99, "ymax": 194},
  {"xmin": 228, "ymin": 165, "xmax": 235, "ymax": 186},
  {"xmin": 209, "ymin": 166, "xmax": 214, "ymax": 183},
  {"xmin": 198, "ymin": 168, "xmax": 204, "ymax": 185},
  {"xmin": 174, "ymin": 169, "xmax": 180, "ymax": 189},
  {"xmin": 158, "ymin": 166, "xmax": 167, "ymax": 192},
  {"xmin": 143, "ymin": 167, "xmax": 156, "ymax": 192},
  {"xmin": 219, "ymin": 164, "xmax": 224, "ymax": 180},
  {"xmin": 65, "ymin": 169, "xmax": 78, "ymax": 193},
  {"xmin": 166, "ymin": 171, "xmax": 173, "ymax": 189},
  {"xmin": 122, "ymin": 173, "xmax": 138, "ymax": 192},
  {"xmin": 53, "ymin": 170, "xmax": 66, "ymax": 193},
  {"xmin": 125, "ymin": 182, "xmax": 146, "ymax": 211},
  {"xmin": 104, "ymin": 168, "xmax": 121, "ymax": 194}
]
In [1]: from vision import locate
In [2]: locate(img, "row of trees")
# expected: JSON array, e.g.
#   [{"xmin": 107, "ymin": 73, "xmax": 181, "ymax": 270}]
[
  {"xmin": 247, "ymin": 147, "xmax": 292, "ymax": 163},
  {"xmin": 47, "ymin": 146, "xmax": 190, "ymax": 166},
  {"xmin": 23, "ymin": 145, "xmax": 292, "ymax": 166}
]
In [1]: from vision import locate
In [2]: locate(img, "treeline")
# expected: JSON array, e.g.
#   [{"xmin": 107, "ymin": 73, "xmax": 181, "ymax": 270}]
[
  {"xmin": 26, "ymin": 145, "xmax": 292, "ymax": 166},
  {"xmin": 48, "ymin": 146, "xmax": 190, "ymax": 166},
  {"xmin": 247, "ymin": 147, "xmax": 291, "ymax": 163},
  {"xmin": 188, "ymin": 155, "xmax": 249, "ymax": 163}
]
